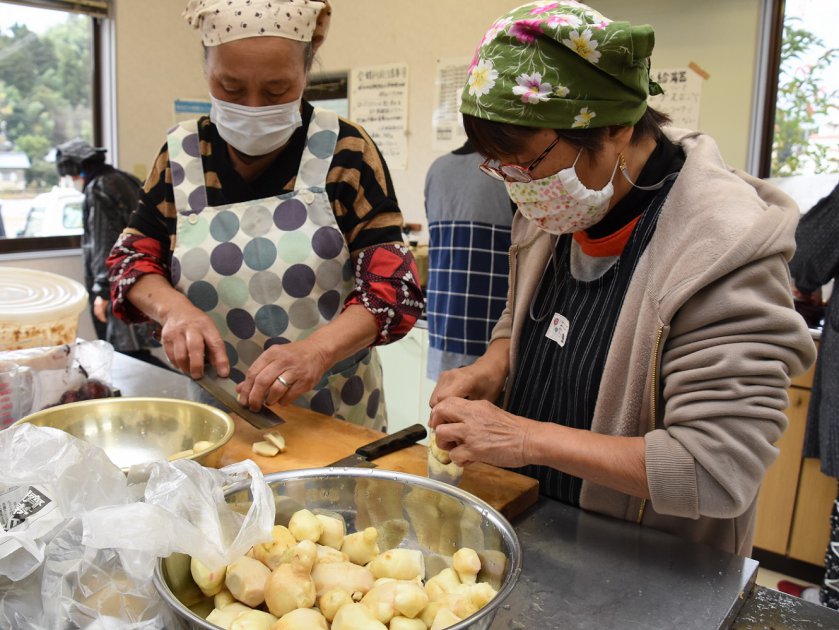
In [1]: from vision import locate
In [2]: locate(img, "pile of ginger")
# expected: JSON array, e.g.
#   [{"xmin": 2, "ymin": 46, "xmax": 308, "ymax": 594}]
[{"xmin": 190, "ymin": 507, "xmax": 499, "ymax": 630}]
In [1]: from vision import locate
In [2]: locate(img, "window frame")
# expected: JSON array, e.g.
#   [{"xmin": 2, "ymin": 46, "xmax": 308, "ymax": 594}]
[
  {"xmin": 752, "ymin": 0, "xmax": 837, "ymax": 178},
  {"xmin": 2, "ymin": 0, "xmax": 109, "ymax": 19},
  {"xmin": 754, "ymin": 0, "xmax": 786, "ymax": 178},
  {"xmin": 0, "ymin": 1, "xmax": 109, "ymax": 255}
]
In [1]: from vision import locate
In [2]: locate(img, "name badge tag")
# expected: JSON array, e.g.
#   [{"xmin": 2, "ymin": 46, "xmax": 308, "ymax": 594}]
[{"xmin": 546, "ymin": 313, "xmax": 569, "ymax": 347}]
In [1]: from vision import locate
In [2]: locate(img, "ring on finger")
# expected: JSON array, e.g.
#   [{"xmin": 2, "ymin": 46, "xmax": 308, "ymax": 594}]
[{"xmin": 276, "ymin": 374, "xmax": 291, "ymax": 388}]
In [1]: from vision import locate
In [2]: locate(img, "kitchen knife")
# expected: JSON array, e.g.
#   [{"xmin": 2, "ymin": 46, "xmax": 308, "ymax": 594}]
[
  {"xmin": 328, "ymin": 424, "xmax": 427, "ymax": 468},
  {"xmin": 194, "ymin": 366, "xmax": 285, "ymax": 429}
]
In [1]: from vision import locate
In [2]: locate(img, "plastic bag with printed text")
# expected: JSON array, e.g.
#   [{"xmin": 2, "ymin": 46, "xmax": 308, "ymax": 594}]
[{"xmin": 0, "ymin": 423, "xmax": 274, "ymax": 629}]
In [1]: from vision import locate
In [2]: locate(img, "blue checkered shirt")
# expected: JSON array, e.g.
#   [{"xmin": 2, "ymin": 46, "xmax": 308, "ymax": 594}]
[{"xmin": 426, "ymin": 220, "xmax": 511, "ymax": 379}]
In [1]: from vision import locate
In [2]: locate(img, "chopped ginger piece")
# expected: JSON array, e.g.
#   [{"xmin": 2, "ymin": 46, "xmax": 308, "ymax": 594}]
[
  {"xmin": 252, "ymin": 440, "xmax": 280, "ymax": 457},
  {"xmin": 264, "ymin": 432, "xmax": 286, "ymax": 452}
]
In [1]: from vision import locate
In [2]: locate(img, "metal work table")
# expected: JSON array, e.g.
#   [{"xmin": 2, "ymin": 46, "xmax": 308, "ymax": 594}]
[{"xmin": 112, "ymin": 352, "xmax": 839, "ymax": 629}]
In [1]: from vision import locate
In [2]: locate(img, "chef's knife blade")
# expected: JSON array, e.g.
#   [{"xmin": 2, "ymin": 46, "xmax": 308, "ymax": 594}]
[
  {"xmin": 328, "ymin": 424, "xmax": 427, "ymax": 468},
  {"xmin": 194, "ymin": 366, "xmax": 285, "ymax": 429}
]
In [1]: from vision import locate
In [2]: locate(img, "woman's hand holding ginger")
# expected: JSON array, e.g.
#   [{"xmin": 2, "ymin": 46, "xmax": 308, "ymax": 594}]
[{"xmin": 429, "ymin": 398, "xmax": 539, "ymax": 468}]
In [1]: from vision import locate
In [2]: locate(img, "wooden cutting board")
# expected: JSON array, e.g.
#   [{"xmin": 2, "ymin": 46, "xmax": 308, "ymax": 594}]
[{"xmin": 213, "ymin": 405, "xmax": 539, "ymax": 520}]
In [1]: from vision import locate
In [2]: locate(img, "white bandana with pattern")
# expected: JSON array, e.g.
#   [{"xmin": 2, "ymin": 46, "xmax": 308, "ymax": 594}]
[{"xmin": 183, "ymin": 0, "xmax": 331, "ymax": 48}]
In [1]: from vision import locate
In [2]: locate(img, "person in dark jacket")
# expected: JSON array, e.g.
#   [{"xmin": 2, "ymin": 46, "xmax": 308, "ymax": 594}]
[
  {"xmin": 788, "ymin": 180, "xmax": 839, "ymax": 608},
  {"xmin": 55, "ymin": 139, "xmax": 165, "ymax": 367}
]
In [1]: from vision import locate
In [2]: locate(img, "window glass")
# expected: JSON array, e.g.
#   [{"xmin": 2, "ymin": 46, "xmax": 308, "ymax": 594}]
[
  {"xmin": 771, "ymin": 0, "xmax": 838, "ymax": 177},
  {"xmin": 0, "ymin": 2, "xmax": 94, "ymax": 242},
  {"xmin": 63, "ymin": 199, "xmax": 83, "ymax": 231}
]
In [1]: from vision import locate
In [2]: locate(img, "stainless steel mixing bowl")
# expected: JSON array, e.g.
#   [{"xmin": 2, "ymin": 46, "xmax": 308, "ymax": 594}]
[
  {"xmin": 13, "ymin": 397, "xmax": 234, "ymax": 472},
  {"xmin": 154, "ymin": 467, "xmax": 522, "ymax": 629}
]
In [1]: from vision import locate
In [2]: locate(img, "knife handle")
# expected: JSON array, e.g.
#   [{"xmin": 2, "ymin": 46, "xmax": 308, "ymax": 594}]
[{"xmin": 356, "ymin": 424, "xmax": 427, "ymax": 460}]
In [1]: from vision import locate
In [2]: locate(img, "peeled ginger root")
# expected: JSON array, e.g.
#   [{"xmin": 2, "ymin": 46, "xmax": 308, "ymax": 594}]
[
  {"xmin": 192, "ymin": 505, "xmax": 501, "ymax": 628},
  {"xmin": 316, "ymin": 543, "xmax": 349, "ymax": 564},
  {"xmin": 452, "ymin": 547, "xmax": 481, "ymax": 584},
  {"xmin": 272, "ymin": 607, "xmax": 328, "ymax": 630},
  {"xmin": 264, "ymin": 540, "xmax": 317, "ymax": 618},
  {"xmin": 206, "ymin": 602, "xmax": 251, "ymax": 628},
  {"xmin": 225, "ymin": 556, "xmax": 271, "ymax": 608},
  {"xmin": 252, "ymin": 525, "xmax": 297, "ymax": 571},
  {"xmin": 425, "ymin": 568, "xmax": 459, "ymax": 599},
  {"xmin": 318, "ymin": 587, "xmax": 354, "ymax": 622},
  {"xmin": 429, "ymin": 430, "xmax": 452, "ymax": 465},
  {"xmin": 367, "ymin": 548, "xmax": 425, "ymax": 581},
  {"xmin": 214, "ymin": 588, "xmax": 236, "ymax": 609},
  {"xmin": 389, "ymin": 616, "xmax": 427, "ymax": 630},
  {"xmin": 360, "ymin": 578, "xmax": 429, "ymax": 623},
  {"xmin": 311, "ymin": 561, "xmax": 375, "ymax": 599},
  {"xmin": 331, "ymin": 602, "xmax": 388, "ymax": 630},
  {"xmin": 316, "ymin": 513, "xmax": 346, "ymax": 550},
  {"xmin": 190, "ymin": 556, "xmax": 226, "ymax": 597},
  {"xmin": 424, "ymin": 558, "xmax": 499, "ymax": 621},
  {"xmin": 288, "ymin": 509, "xmax": 323, "ymax": 543},
  {"xmin": 427, "ymin": 430, "xmax": 464, "ymax": 486},
  {"xmin": 229, "ymin": 609, "xmax": 277, "ymax": 629},
  {"xmin": 340, "ymin": 526, "xmax": 379, "ymax": 565},
  {"xmin": 430, "ymin": 607, "xmax": 463, "ymax": 630}
]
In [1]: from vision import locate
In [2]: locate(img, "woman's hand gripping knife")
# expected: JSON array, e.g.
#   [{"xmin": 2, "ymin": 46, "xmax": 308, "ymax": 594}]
[{"xmin": 127, "ymin": 273, "xmax": 230, "ymax": 379}]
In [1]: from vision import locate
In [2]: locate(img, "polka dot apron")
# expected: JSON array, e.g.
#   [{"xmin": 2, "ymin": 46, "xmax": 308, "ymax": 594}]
[{"xmin": 169, "ymin": 109, "xmax": 386, "ymax": 430}]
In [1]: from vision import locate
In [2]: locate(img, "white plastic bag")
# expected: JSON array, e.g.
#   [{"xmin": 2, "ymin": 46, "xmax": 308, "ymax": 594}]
[
  {"xmin": 0, "ymin": 340, "xmax": 115, "ymax": 414},
  {"xmin": 0, "ymin": 423, "xmax": 275, "ymax": 629},
  {"xmin": 0, "ymin": 424, "xmax": 130, "ymax": 581},
  {"xmin": 83, "ymin": 458, "xmax": 275, "ymax": 579}
]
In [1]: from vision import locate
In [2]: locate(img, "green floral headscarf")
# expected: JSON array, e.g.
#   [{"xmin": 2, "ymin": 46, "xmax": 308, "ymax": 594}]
[{"xmin": 460, "ymin": 1, "xmax": 663, "ymax": 129}]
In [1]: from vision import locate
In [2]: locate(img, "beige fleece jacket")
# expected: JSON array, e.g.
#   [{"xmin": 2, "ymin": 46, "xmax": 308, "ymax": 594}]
[{"xmin": 492, "ymin": 128, "xmax": 816, "ymax": 555}]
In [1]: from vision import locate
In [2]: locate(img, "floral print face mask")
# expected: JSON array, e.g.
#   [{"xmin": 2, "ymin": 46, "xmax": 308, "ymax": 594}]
[
  {"xmin": 461, "ymin": 1, "xmax": 662, "ymax": 131},
  {"xmin": 505, "ymin": 150, "xmax": 619, "ymax": 235}
]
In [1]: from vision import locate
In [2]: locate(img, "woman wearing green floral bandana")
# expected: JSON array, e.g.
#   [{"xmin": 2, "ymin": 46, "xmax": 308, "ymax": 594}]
[{"xmin": 429, "ymin": 1, "xmax": 815, "ymax": 556}]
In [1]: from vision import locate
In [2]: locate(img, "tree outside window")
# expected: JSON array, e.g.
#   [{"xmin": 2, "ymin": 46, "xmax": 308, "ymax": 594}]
[
  {"xmin": 771, "ymin": 0, "xmax": 838, "ymax": 177},
  {"xmin": 0, "ymin": 3, "xmax": 94, "ymax": 240}
]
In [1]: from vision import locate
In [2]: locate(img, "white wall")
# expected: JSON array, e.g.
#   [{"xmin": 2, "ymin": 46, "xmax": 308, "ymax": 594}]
[
  {"xmin": 113, "ymin": 0, "xmax": 763, "ymax": 226},
  {"xmin": 2, "ymin": 0, "xmax": 764, "ymax": 320},
  {"xmin": 114, "ymin": 0, "xmax": 208, "ymax": 183}
]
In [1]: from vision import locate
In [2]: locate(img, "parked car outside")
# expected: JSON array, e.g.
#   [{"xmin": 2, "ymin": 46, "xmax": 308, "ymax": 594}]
[{"xmin": 16, "ymin": 186, "xmax": 84, "ymax": 237}]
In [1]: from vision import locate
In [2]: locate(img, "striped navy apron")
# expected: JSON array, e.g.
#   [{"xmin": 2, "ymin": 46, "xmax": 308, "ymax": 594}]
[{"xmin": 506, "ymin": 182, "xmax": 673, "ymax": 504}]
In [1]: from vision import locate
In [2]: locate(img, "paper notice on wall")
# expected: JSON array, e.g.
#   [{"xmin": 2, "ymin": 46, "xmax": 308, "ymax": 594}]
[
  {"xmin": 349, "ymin": 63, "xmax": 409, "ymax": 170},
  {"xmin": 432, "ymin": 57, "xmax": 471, "ymax": 153},
  {"xmin": 648, "ymin": 66, "xmax": 705, "ymax": 130},
  {"xmin": 313, "ymin": 98, "xmax": 349, "ymax": 118},
  {"xmin": 174, "ymin": 98, "xmax": 211, "ymax": 123}
]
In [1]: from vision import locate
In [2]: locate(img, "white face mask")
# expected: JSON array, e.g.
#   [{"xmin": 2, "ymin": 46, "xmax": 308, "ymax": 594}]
[
  {"xmin": 506, "ymin": 151, "xmax": 619, "ymax": 235},
  {"xmin": 71, "ymin": 177, "xmax": 85, "ymax": 192},
  {"xmin": 209, "ymin": 94, "xmax": 303, "ymax": 156}
]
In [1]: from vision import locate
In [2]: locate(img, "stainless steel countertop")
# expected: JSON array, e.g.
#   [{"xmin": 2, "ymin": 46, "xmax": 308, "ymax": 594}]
[
  {"xmin": 490, "ymin": 498, "xmax": 756, "ymax": 629},
  {"xmin": 111, "ymin": 353, "xmax": 839, "ymax": 629}
]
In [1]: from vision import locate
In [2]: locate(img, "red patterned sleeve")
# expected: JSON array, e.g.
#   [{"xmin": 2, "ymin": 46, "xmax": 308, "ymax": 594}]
[
  {"xmin": 345, "ymin": 243, "xmax": 424, "ymax": 344},
  {"xmin": 107, "ymin": 231, "xmax": 169, "ymax": 323}
]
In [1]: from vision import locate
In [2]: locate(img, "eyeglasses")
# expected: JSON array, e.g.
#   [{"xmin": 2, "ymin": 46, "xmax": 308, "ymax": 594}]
[{"xmin": 479, "ymin": 135, "xmax": 561, "ymax": 183}]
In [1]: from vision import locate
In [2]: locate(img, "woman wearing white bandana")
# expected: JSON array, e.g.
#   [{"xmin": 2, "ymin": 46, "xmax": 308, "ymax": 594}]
[{"xmin": 108, "ymin": 0, "xmax": 423, "ymax": 429}]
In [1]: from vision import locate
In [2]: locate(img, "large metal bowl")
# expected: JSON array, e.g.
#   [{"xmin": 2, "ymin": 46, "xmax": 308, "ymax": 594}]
[
  {"xmin": 154, "ymin": 467, "xmax": 523, "ymax": 629},
  {"xmin": 12, "ymin": 397, "xmax": 234, "ymax": 472}
]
